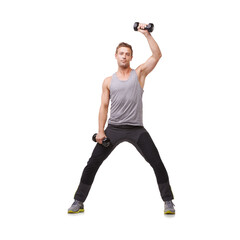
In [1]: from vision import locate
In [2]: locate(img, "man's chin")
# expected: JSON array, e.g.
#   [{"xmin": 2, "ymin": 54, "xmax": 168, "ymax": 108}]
[{"xmin": 120, "ymin": 63, "xmax": 129, "ymax": 69}]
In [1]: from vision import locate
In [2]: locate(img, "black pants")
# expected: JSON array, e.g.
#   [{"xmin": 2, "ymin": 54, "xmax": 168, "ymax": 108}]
[{"xmin": 74, "ymin": 124, "xmax": 174, "ymax": 202}]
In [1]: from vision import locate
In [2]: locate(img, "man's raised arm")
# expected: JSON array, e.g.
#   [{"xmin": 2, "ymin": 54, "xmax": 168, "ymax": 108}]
[{"xmin": 136, "ymin": 23, "xmax": 162, "ymax": 78}]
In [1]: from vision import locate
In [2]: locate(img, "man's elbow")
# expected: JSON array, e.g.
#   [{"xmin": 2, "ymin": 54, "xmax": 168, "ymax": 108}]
[
  {"xmin": 157, "ymin": 52, "xmax": 162, "ymax": 60},
  {"xmin": 153, "ymin": 53, "xmax": 162, "ymax": 61}
]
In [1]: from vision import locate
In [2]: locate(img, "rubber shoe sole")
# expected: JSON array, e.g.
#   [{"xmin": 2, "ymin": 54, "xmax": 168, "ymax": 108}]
[
  {"xmin": 164, "ymin": 210, "xmax": 175, "ymax": 214},
  {"xmin": 68, "ymin": 209, "xmax": 84, "ymax": 214}
]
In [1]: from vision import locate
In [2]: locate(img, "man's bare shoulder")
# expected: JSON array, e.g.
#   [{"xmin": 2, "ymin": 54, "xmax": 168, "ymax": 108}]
[{"xmin": 103, "ymin": 76, "xmax": 112, "ymax": 90}]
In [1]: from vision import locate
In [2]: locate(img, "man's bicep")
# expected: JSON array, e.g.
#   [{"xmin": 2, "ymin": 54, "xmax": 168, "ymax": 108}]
[
  {"xmin": 138, "ymin": 56, "xmax": 160, "ymax": 77},
  {"xmin": 101, "ymin": 79, "xmax": 110, "ymax": 108}
]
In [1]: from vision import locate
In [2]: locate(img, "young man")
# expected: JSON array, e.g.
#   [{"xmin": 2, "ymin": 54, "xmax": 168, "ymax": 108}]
[{"xmin": 68, "ymin": 23, "xmax": 175, "ymax": 214}]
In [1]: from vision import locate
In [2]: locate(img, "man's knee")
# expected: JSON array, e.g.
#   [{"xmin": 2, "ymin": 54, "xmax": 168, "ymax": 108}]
[
  {"xmin": 137, "ymin": 131, "xmax": 160, "ymax": 162},
  {"xmin": 81, "ymin": 159, "xmax": 102, "ymax": 185},
  {"xmin": 137, "ymin": 131, "xmax": 169, "ymax": 183}
]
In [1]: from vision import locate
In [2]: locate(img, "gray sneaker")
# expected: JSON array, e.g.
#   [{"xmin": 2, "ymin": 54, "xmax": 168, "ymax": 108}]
[
  {"xmin": 164, "ymin": 200, "xmax": 175, "ymax": 214},
  {"xmin": 68, "ymin": 200, "xmax": 84, "ymax": 213}
]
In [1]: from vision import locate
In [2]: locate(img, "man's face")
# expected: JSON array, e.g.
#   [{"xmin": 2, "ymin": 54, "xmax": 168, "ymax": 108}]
[{"xmin": 115, "ymin": 47, "xmax": 133, "ymax": 68}]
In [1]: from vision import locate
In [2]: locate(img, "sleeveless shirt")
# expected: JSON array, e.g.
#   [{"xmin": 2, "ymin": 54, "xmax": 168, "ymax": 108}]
[{"xmin": 108, "ymin": 69, "xmax": 144, "ymax": 126}]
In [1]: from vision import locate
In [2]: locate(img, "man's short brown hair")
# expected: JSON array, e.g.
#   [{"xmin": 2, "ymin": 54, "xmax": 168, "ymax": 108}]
[{"xmin": 115, "ymin": 42, "xmax": 133, "ymax": 56}]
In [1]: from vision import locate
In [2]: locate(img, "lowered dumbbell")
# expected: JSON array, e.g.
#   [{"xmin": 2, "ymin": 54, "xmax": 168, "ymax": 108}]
[
  {"xmin": 133, "ymin": 22, "xmax": 154, "ymax": 32},
  {"xmin": 92, "ymin": 133, "xmax": 111, "ymax": 147}
]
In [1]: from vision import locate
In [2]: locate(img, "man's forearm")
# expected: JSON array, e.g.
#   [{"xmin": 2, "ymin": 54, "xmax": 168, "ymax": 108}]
[
  {"xmin": 145, "ymin": 34, "xmax": 162, "ymax": 59},
  {"xmin": 98, "ymin": 106, "xmax": 108, "ymax": 133}
]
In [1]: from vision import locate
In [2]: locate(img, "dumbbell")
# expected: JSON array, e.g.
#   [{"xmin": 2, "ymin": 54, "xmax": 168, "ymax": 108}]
[
  {"xmin": 133, "ymin": 22, "xmax": 154, "ymax": 32},
  {"xmin": 92, "ymin": 133, "xmax": 111, "ymax": 147}
]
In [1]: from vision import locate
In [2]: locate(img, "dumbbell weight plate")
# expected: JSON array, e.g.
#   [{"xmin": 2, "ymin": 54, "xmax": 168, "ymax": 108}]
[
  {"xmin": 92, "ymin": 133, "xmax": 97, "ymax": 142},
  {"xmin": 133, "ymin": 22, "xmax": 139, "ymax": 31},
  {"xmin": 147, "ymin": 23, "xmax": 154, "ymax": 32}
]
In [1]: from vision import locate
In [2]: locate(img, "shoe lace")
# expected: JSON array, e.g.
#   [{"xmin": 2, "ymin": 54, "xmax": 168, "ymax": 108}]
[
  {"xmin": 165, "ymin": 201, "xmax": 175, "ymax": 207},
  {"xmin": 73, "ymin": 200, "xmax": 81, "ymax": 206}
]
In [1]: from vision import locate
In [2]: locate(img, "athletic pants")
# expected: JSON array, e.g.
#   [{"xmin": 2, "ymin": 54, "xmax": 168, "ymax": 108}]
[{"xmin": 74, "ymin": 124, "xmax": 174, "ymax": 202}]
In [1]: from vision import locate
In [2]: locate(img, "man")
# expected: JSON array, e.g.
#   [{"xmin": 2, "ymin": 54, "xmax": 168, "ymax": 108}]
[{"xmin": 68, "ymin": 23, "xmax": 175, "ymax": 214}]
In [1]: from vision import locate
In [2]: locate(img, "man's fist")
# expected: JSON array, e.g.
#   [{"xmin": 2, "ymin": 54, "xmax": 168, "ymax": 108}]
[{"xmin": 96, "ymin": 132, "xmax": 107, "ymax": 144}]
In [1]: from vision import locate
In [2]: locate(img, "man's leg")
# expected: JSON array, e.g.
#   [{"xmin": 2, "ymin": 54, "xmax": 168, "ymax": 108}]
[
  {"xmin": 68, "ymin": 125, "xmax": 121, "ymax": 213},
  {"xmin": 134, "ymin": 129, "xmax": 174, "ymax": 201},
  {"xmin": 74, "ymin": 142, "xmax": 115, "ymax": 202}
]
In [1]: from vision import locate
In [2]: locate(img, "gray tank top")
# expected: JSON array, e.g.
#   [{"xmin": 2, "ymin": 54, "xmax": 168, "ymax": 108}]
[{"xmin": 108, "ymin": 69, "xmax": 144, "ymax": 126}]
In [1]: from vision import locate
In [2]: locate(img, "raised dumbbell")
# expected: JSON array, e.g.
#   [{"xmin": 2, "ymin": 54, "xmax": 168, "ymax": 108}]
[
  {"xmin": 92, "ymin": 133, "xmax": 111, "ymax": 147},
  {"xmin": 133, "ymin": 22, "xmax": 154, "ymax": 32}
]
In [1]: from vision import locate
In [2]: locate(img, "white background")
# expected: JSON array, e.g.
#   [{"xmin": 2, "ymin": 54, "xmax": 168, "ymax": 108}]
[{"xmin": 1, "ymin": 0, "xmax": 240, "ymax": 239}]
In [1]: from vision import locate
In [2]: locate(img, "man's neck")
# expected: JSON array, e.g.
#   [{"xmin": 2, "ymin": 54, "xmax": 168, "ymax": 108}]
[{"xmin": 117, "ymin": 67, "xmax": 132, "ymax": 78}]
